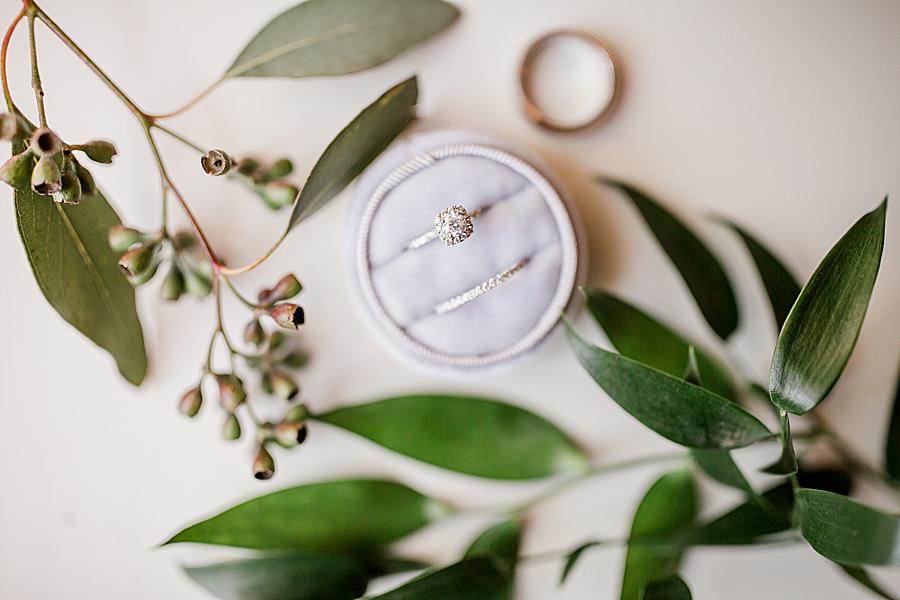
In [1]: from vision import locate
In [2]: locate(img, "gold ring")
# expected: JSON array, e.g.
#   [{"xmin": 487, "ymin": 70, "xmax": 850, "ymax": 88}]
[{"xmin": 519, "ymin": 29, "xmax": 618, "ymax": 133}]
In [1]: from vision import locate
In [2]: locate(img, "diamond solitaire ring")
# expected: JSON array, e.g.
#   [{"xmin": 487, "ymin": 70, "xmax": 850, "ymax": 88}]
[{"xmin": 406, "ymin": 205, "xmax": 486, "ymax": 251}]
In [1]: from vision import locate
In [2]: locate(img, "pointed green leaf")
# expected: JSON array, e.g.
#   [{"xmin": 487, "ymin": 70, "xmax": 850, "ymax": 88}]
[
  {"xmin": 225, "ymin": 0, "xmax": 458, "ymax": 79},
  {"xmin": 770, "ymin": 200, "xmax": 887, "ymax": 415},
  {"xmin": 798, "ymin": 488, "xmax": 900, "ymax": 566},
  {"xmin": 836, "ymin": 564, "xmax": 899, "ymax": 600},
  {"xmin": 165, "ymin": 479, "xmax": 448, "ymax": 551},
  {"xmin": 316, "ymin": 395, "xmax": 587, "ymax": 479},
  {"xmin": 621, "ymin": 469, "xmax": 697, "ymax": 600},
  {"xmin": 464, "ymin": 520, "xmax": 521, "ymax": 600},
  {"xmin": 183, "ymin": 552, "xmax": 370, "ymax": 600},
  {"xmin": 567, "ymin": 323, "xmax": 770, "ymax": 449},
  {"xmin": 599, "ymin": 178, "xmax": 738, "ymax": 339},
  {"xmin": 582, "ymin": 288, "xmax": 736, "ymax": 401},
  {"xmin": 885, "ymin": 364, "xmax": 900, "ymax": 482},
  {"xmin": 287, "ymin": 77, "xmax": 417, "ymax": 229},
  {"xmin": 719, "ymin": 220, "xmax": 800, "ymax": 329},
  {"xmin": 692, "ymin": 449, "xmax": 754, "ymax": 495},
  {"xmin": 14, "ymin": 158, "xmax": 146, "ymax": 385},
  {"xmin": 559, "ymin": 541, "xmax": 603, "ymax": 586},
  {"xmin": 368, "ymin": 558, "xmax": 510, "ymax": 600},
  {"xmin": 761, "ymin": 411, "xmax": 797, "ymax": 476},
  {"xmin": 641, "ymin": 575, "xmax": 692, "ymax": 600}
]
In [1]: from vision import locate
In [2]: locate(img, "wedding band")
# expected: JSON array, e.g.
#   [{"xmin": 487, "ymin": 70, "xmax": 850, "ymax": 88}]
[
  {"xmin": 434, "ymin": 258, "xmax": 529, "ymax": 315},
  {"xmin": 407, "ymin": 205, "xmax": 487, "ymax": 251}
]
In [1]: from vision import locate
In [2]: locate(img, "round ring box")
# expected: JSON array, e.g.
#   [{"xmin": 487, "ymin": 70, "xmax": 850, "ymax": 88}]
[{"xmin": 346, "ymin": 130, "xmax": 587, "ymax": 375}]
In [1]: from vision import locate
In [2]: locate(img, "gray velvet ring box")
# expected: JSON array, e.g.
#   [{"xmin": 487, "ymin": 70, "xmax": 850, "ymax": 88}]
[{"xmin": 346, "ymin": 130, "xmax": 587, "ymax": 375}]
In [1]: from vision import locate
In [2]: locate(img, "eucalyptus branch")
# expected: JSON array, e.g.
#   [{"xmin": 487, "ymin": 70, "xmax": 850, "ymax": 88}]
[
  {"xmin": 1, "ymin": 6, "xmax": 26, "ymax": 113},
  {"xmin": 147, "ymin": 78, "xmax": 223, "ymax": 121},
  {"xmin": 25, "ymin": 11, "xmax": 45, "ymax": 126}
]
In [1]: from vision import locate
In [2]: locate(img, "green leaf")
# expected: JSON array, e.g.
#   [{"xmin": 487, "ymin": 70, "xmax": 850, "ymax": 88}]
[
  {"xmin": 225, "ymin": 0, "xmax": 458, "ymax": 79},
  {"xmin": 692, "ymin": 449, "xmax": 754, "ymax": 495},
  {"xmin": 183, "ymin": 552, "xmax": 370, "ymax": 600},
  {"xmin": 566, "ymin": 323, "xmax": 770, "ymax": 449},
  {"xmin": 621, "ymin": 469, "xmax": 697, "ymax": 600},
  {"xmin": 769, "ymin": 199, "xmax": 887, "ymax": 415},
  {"xmin": 165, "ymin": 479, "xmax": 447, "ymax": 551},
  {"xmin": 885, "ymin": 364, "xmax": 900, "ymax": 482},
  {"xmin": 761, "ymin": 411, "xmax": 797, "ymax": 476},
  {"xmin": 287, "ymin": 77, "xmax": 417, "ymax": 229},
  {"xmin": 641, "ymin": 575, "xmax": 692, "ymax": 600},
  {"xmin": 582, "ymin": 288, "xmax": 736, "ymax": 401},
  {"xmin": 798, "ymin": 488, "xmax": 900, "ymax": 566},
  {"xmin": 368, "ymin": 558, "xmax": 510, "ymax": 600},
  {"xmin": 464, "ymin": 520, "xmax": 521, "ymax": 600},
  {"xmin": 316, "ymin": 395, "xmax": 587, "ymax": 479},
  {"xmin": 599, "ymin": 178, "xmax": 739, "ymax": 339},
  {"xmin": 14, "ymin": 161, "xmax": 146, "ymax": 385},
  {"xmin": 719, "ymin": 220, "xmax": 800, "ymax": 329},
  {"xmin": 836, "ymin": 564, "xmax": 899, "ymax": 600},
  {"xmin": 559, "ymin": 541, "xmax": 603, "ymax": 586}
]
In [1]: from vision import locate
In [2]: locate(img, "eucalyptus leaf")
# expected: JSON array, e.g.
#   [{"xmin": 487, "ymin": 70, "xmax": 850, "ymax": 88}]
[
  {"xmin": 621, "ymin": 469, "xmax": 697, "ymax": 600},
  {"xmin": 582, "ymin": 288, "xmax": 736, "ymax": 401},
  {"xmin": 225, "ymin": 0, "xmax": 458, "ymax": 79},
  {"xmin": 641, "ymin": 575, "xmax": 692, "ymax": 600},
  {"xmin": 316, "ymin": 395, "xmax": 587, "ymax": 479},
  {"xmin": 885, "ymin": 364, "xmax": 900, "ymax": 483},
  {"xmin": 567, "ymin": 323, "xmax": 771, "ymax": 449},
  {"xmin": 837, "ymin": 564, "xmax": 899, "ymax": 600},
  {"xmin": 14, "ymin": 156, "xmax": 146, "ymax": 385},
  {"xmin": 368, "ymin": 558, "xmax": 510, "ymax": 600},
  {"xmin": 770, "ymin": 200, "xmax": 887, "ymax": 415},
  {"xmin": 559, "ymin": 541, "xmax": 603, "ymax": 586},
  {"xmin": 599, "ymin": 178, "xmax": 739, "ymax": 339},
  {"xmin": 798, "ymin": 488, "xmax": 900, "ymax": 566},
  {"xmin": 183, "ymin": 552, "xmax": 370, "ymax": 600},
  {"xmin": 719, "ymin": 220, "xmax": 800, "ymax": 329},
  {"xmin": 165, "ymin": 479, "xmax": 447, "ymax": 551},
  {"xmin": 761, "ymin": 411, "xmax": 797, "ymax": 476},
  {"xmin": 287, "ymin": 77, "xmax": 417, "ymax": 229},
  {"xmin": 692, "ymin": 449, "xmax": 754, "ymax": 496}
]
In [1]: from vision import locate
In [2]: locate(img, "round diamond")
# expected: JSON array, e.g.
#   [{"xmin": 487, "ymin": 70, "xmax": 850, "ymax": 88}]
[{"xmin": 434, "ymin": 205, "xmax": 474, "ymax": 246}]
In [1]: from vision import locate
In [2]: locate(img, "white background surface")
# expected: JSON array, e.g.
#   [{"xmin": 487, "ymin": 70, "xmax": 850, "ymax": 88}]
[{"xmin": 1, "ymin": 1, "xmax": 898, "ymax": 598}]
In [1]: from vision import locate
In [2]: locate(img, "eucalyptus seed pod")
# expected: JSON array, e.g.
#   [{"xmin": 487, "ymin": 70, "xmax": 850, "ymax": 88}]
[
  {"xmin": 269, "ymin": 303, "xmax": 305, "ymax": 329},
  {"xmin": 78, "ymin": 139, "xmax": 118, "ymax": 164},
  {"xmin": 29, "ymin": 127, "xmax": 62, "ymax": 156},
  {"xmin": 252, "ymin": 445, "xmax": 275, "ymax": 480},
  {"xmin": 184, "ymin": 268, "xmax": 213, "ymax": 298},
  {"xmin": 261, "ymin": 274, "xmax": 302, "ymax": 303},
  {"xmin": 260, "ymin": 371, "xmax": 274, "ymax": 395},
  {"xmin": 268, "ymin": 331, "xmax": 286, "ymax": 350},
  {"xmin": 0, "ymin": 112, "xmax": 28, "ymax": 141},
  {"xmin": 243, "ymin": 318, "xmax": 265, "ymax": 346},
  {"xmin": 273, "ymin": 421, "xmax": 308, "ymax": 448},
  {"xmin": 259, "ymin": 181, "xmax": 298, "ymax": 209},
  {"xmin": 160, "ymin": 263, "xmax": 186, "ymax": 301},
  {"xmin": 31, "ymin": 153, "xmax": 62, "ymax": 195},
  {"xmin": 0, "ymin": 149, "xmax": 35, "ymax": 190},
  {"xmin": 52, "ymin": 157, "xmax": 82, "ymax": 205},
  {"xmin": 265, "ymin": 158, "xmax": 293, "ymax": 180},
  {"xmin": 216, "ymin": 373, "xmax": 247, "ymax": 412},
  {"xmin": 269, "ymin": 370, "xmax": 299, "ymax": 400},
  {"xmin": 280, "ymin": 351, "xmax": 309, "ymax": 370},
  {"xmin": 236, "ymin": 157, "xmax": 260, "ymax": 177},
  {"xmin": 171, "ymin": 231, "xmax": 197, "ymax": 251},
  {"xmin": 108, "ymin": 224, "xmax": 143, "ymax": 252},
  {"xmin": 285, "ymin": 404, "xmax": 309, "ymax": 422},
  {"xmin": 222, "ymin": 413, "xmax": 242, "ymax": 441},
  {"xmin": 128, "ymin": 260, "xmax": 161, "ymax": 286},
  {"xmin": 74, "ymin": 160, "xmax": 96, "ymax": 196},
  {"xmin": 118, "ymin": 242, "xmax": 156, "ymax": 278},
  {"xmin": 200, "ymin": 149, "xmax": 232, "ymax": 176},
  {"xmin": 178, "ymin": 387, "xmax": 203, "ymax": 418}
]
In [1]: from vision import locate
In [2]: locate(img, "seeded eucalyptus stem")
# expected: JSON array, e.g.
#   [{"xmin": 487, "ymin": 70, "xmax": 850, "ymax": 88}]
[
  {"xmin": 0, "ymin": 6, "xmax": 26, "ymax": 114},
  {"xmin": 25, "ymin": 11, "xmax": 45, "ymax": 126}
]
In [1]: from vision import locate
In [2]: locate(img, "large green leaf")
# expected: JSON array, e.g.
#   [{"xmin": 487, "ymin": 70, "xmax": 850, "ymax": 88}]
[
  {"xmin": 582, "ymin": 288, "xmax": 736, "ymax": 401},
  {"xmin": 14, "ymin": 161, "xmax": 146, "ymax": 385},
  {"xmin": 599, "ymin": 178, "xmax": 738, "ymax": 339},
  {"xmin": 621, "ymin": 469, "xmax": 697, "ymax": 600},
  {"xmin": 315, "ymin": 395, "xmax": 587, "ymax": 479},
  {"xmin": 769, "ymin": 200, "xmax": 887, "ymax": 415},
  {"xmin": 287, "ymin": 77, "xmax": 417, "ymax": 229},
  {"xmin": 798, "ymin": 488, "xmax": 900, "ymax": 566},
  {"xmin": 719, "ymin": 220, "xmax": 800, "ymax": 329},
  {"xmin": 165, "ymin": 479, "xmax": 447, "ymax": 551},
  {"xmin": 225, "ymin": 0, "xmax": 458, "ymax": 79},
  {"xmin": 641, "ymin": 575, "xmax": 692, "ymax": 600},
  {"xmin": 368, "ymin": 558, "xmax": 510, "ymax": 600},
  {"xmin": 567, "ymin": 323, "xmax": 770, "ymax": 449},
  {"xmin": 692, "ymin": 449, "xmax": 754, "ymax": 495},
  {"xmin": 464, "ymin": 520, "xmax": 521, "ymax": 600},
  {"xmin": 885, "ymin": 365, "xmax": 900, "ymax": 482},
  {"xmin": 687, "ymin": 482, "xmax": 793, "ymax": 546},
  {"xmin": 183, "ymin": 552, "xmax": 370, "ymax": 600}
]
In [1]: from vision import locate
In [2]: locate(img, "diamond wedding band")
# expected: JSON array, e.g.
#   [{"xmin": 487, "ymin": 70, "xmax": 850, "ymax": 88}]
[
  {"xmin": 434, "ymin": 258, "xmax": 529, "ymax": 315},
  {"xmin": 406, "ymin": 205, "xmax": 486, "ymax": 251}
]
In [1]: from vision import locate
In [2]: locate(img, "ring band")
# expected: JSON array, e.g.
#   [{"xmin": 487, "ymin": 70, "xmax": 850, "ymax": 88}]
[
  {"xmin": 434, "ymin": 258, "xmax": 529, "ymax": 315},
  {"xmin": 406, "ymin": 205, "xmax": 487, "ymax": 251},
  {"xmin": 519, "ymin": 29, "xmax": 618, "ymax": 132}
]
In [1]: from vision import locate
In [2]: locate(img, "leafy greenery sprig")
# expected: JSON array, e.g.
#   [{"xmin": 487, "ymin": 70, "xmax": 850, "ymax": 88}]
[
  {"xmin": 167, "ymin": 185, "xmax": 895, "ymax": 599},
  {"xmin": 1, "ymin": 0, "xmax": 458, "ymax": 476}
]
